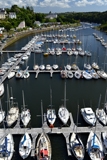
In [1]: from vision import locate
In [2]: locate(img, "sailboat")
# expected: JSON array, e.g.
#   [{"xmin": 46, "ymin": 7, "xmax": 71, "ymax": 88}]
[
  {"xmin": 0, "ymin": 133, "xmax": 14, "ymax": 160},
  {"xmin": 70, "ymin": 106, "xmax": 85, "ymax": 160},
  {"xmin": 6, "ymin": 86, "xmax": 19, "ymax": 127},
  {"xmin": 23, "ymin": 66, "xmax": 30, "ymax": 79},
  {"xmin": 58, "ymin": 81, "xmax": 69, "ymax": 125},
  {"xmin": 33, "ymin": 53, "xmax": 39, "ymax": 70},
  {"xmin": 21, "ymin": 90, "xmax": 31, "ymax": 127},
  {"xmin": 0, "ymin": 83, "xmax": 4, "ymax": 97},
  {"xmin": 86, "ymin": 95, "xmax": 104, "ymax": 160},
  {"xmin": 0, "ymin": 99, "xmax": 5, "ymax": 123},
  {"xmin": 86, "ymin": 131, "xmax": 104, "ymax": 160},
  {"xmin": 19, "ymin": 132, "xmax": 32, "ymax": 159},
  {"xmin": 35, "ymin": 100, "xmax": 52, "ymax": 160},
  {"xmin": 47, "ymin": 88, "xmax": 56, "ymax": 127}
]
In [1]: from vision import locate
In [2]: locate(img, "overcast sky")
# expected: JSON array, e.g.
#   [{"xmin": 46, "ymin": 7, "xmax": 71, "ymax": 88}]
[{"xmin": 1, "ymin": 0, "xmax": 107, "ymax": 13}]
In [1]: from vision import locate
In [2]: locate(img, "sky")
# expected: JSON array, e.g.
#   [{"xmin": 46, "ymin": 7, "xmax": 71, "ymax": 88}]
[{"xmin": 0, "ymin": 0, "xmax": 107, "ymax": 13}]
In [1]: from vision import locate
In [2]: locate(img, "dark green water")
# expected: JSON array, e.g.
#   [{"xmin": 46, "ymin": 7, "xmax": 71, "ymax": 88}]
[{"xmin": 0, "ymin": 25, "xmax": 107, "ymax": 160}]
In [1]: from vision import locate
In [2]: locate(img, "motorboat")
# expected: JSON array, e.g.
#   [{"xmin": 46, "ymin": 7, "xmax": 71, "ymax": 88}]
[
  {"xmin": 33, "ymin": 64, "xmax": 39, "ymax": 70},
  {"xmin": 47, "ymin": 88, "xmax": 56, "ymax": 127},
  {"xmin": 97, "ymin": 70, "xmax": 107, "ymax": 79},
  {"xmin": 89, "ymin": 69, "xmax": 100, "ymax": 79},
  {"xmin": 84, "ymin": 63, "xmax": 92, "ymax": 70},
  {"xmin": 58, "ymin": 82, "xmax": 69, "ymax": 125},
  {"xmin": 35, "ymin": 132, "xmax": 52, "ymax": 160},
  {"xmin": 7, "ymin": 71, "xmax": 15, "ymax": 79},
  {"xmin": 0, "ymin": 83, "xmax": 4, "ymax": 97},
  {"xmin": 96, "ymin": 108, "xmax": 107, "ymax": 126},
  {"xmin": 22, "ymin": 55, "xmax": 29, "ymax": 60},
  {"xmin": 74, "ymin": 70, "xmax": 82, "ymax": 79},
  {"xmin": 82, "ymin": 70, "xmax": 92, "ymax": 80},
  {"xmin": 19, "ymin": 132, "xmax": 32, "ymax": 159},
  {"xmin": 52, "ymin": 64, "xmax": 58, "ymax": 70},
  {"xmin": 0, "ymin": 133, "xmax": 14, "ymax": 160},
  {"xmin": 67, "ymin": 71, "xmax": 73, "ymax": 78},
  {"xmin": 101, "ymin": 132, "xmax": 107, "ymax": 150},
  {"xmin": 71, "ymin": 64, "xmax": 79, "ymax": 70},
  {"xmin": 78, "ymin": 51, "xmax": 85, "ymax": 56},
  {"xmin": 81, "ymin": 107, "xmax": 96, "ymax": 126},
  {"xmin": 86, "ymin": 131, "xmax": 104, "ymax": 160},
  {"xmin": 60, "ymin": 70, "xmax": 68, "ymax": 78},
  {"xmin": 23, "ymin": 70, "xmax": 30, "ymax": 79},
  {"xmin": 46, "ymin": 64, "xmax": 51, "ymax": 70},
  {"xmin": 39, "ymin": 64, "xmax": 45, "ymax": 70},
  {"xmin": 21, "ymin": 91, "xmax": 31, "ymax": 127},
  {"xmin": 70, "ymin": 132, "xmax": 85, "ymax": 160},
  {"xmin": 92, "ymin": 62, "xmax": 99, "ymax": 70},
  {"xmin": 85, "ymin": 50, "xmax": 92, "ymax": 56},
  {"xmin": 65, "ymin": 64, "xmax": 71, "ymax": 70},
  {"xmin": 16, "ymin": 70, "xmax": 23, "ymax": 78}
]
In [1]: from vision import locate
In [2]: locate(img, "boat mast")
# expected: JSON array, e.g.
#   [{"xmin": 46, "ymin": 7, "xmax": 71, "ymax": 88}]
[
  {"xmin": 22, "ymin": 90, "xmax": 26, "ymax": 111},
  {"xmin": 95, "ymin": 94, "xmax": 101, "ymax": 133},
  {"xmin": 76, "ymin": 105, "xmax": 79, "ymax": 133},
  {"xmin": 41, "ymin": 100, "xmax": 44, "ymax": 131},
  {"xmin": 64, "ymin": 80, "xmax": 67, "ymax": 108}
]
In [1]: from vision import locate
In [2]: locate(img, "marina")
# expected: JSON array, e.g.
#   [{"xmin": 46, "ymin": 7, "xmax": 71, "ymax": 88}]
[{"xmin": 0, "ymin": 23, "xmax": 107, "ymax": 160}]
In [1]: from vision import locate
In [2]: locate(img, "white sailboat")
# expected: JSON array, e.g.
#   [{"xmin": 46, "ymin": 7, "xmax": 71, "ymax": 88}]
[
  {"xmin": 36, "ymin": 101, "xmax": 52, "ymax": 160},
  {"xmin": 21, "ymin": 90, "xmax": 31, "ymax": 127},
  {"xmin": 86, "ymin": 131, "xmax": 104, "ymax": 160},
  {"xmin": 47, "ymin": 88, "xmax": 56, "ymax": 127},
  {"xmin": 0, "ymin": 133, "xmax": 14, "ymax": 160},
  {"xmin": 19, "ymin": 132, "xmax": 32, "ymax": 159},
  {"xmin": 101, "ymin": 131, "xmax": 107, "ymax": 151},
  {"xmin": 58, "ymin": 81, "xmax": 69, "ymax": 125},
  {"xmin": 8, "ymin": 71, "xmax": 15, "ymax": 79},
  {"xmin": 70, "ymin": 106, "xmax": 85, "ymax": 160},
  {"xmin": 0, "ymin": 83, "xmax": 4, "ymax": 97},
  {"xmin": 6, "ymin": 87, "xmax": 19, "ymax": 127},
  {"xmin": 0, "ymin": 99, "xmax": 5, "ymax": 124}
]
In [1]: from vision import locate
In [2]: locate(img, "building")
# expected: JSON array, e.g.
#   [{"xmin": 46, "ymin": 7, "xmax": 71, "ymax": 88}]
[
  {"xmin": 34, "ymin": 21, "xmax": 41, "ymax": 27},
  {"xmin": 17, "ymin": 21, "xmax": 25, "ymax": 29},
  {"xmin": 45, "ymin": 13, "xmax": 57, "ymax": 19},
  {"xmin": 9, "ymin": 12, "xmax": 16, "ymax": 19},
  {"xmin": 0, "ymin": 8, "xmax": 6, "ymax": 19}
]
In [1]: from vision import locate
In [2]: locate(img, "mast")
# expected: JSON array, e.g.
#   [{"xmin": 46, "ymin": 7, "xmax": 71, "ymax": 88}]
[
  {"xmin": 76, "ymin": 105, "xmax": 79, "ymax": 134},
  {"xmin": 64, "ymin": 80, "xmax": 66, "ymax": 108},
  {"xmin": 22, "ymin": 90, "xmax": 25, "ymax": 111},
  {"xmin": 95, "ymin": 94, "xmax": 101, "ymax": 133},
  {"xmin": 41, "ymin": 100, "xmax": 44, "ymax": 131}
]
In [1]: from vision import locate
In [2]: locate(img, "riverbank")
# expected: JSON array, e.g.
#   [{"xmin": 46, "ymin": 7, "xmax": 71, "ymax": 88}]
[{"xmin": 0, "ymin": 23, "xmax": 80, "ymax": 51}]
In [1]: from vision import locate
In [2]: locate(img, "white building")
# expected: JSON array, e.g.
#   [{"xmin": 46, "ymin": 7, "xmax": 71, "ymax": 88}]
[
  {"xmin": 17, "ymin": 21, "xmax": 25, "ymax": 29},
  {"xmin": 9, "ymin": 12, "xmax": 16, "ymax": 19}
]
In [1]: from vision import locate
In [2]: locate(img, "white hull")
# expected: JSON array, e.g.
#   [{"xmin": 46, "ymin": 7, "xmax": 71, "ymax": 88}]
[
  {"xmin": 8, "ymin": 71, "xmax": 15, "ymax": 79},
  {"xmin": 0, "ymin": 134, "xmax": 14, "ymax": 160},
  {"xmin": 86, "ymin": 131, "xmax": 104, "ymax": 160},
  {"xmin": 58, "ymin": 106, "xmax": 69, "ymax": 125},
  {"xmin": 102, "ymin": 132, "xmax": 107, "ymax": 149},
  {"xmin": 47, "ymin": 109, "xmax": 56, "ymax": 125},
  {"xmin": 21, "ymin": 109, "xmax": 31, "ymax": 127},
  {"xmin": 6, "ymin": 107, "xmax": 19, "ymax": 127},
  {"xmin": 0, "ymin": 111, "xmax": 5, "ymax": 123},
  {"xmin": 19, "ymin": 133, "xmax": 32, "ymax": 159},
  {"xmin": 36, "ymin": 132, "xmax": 52, "ymax": 160},
  {"xmin": 0, "ymin": 83, "xmax": 4, "ymax": 97},
  {"xmin": 70, "ymin": 132, "xmax": 85, "ymax": 160},
  {"xmin": 81, "ymin": 108, "xmax": 96, "ymax": 126},
  {"xmin": 96, "ymin": 108, "xmax": 107, "ymax": 125}
]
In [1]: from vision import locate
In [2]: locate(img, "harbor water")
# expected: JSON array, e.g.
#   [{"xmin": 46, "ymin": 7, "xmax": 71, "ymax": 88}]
[{"xmin": 0, "ymin": 24, "xmax": 107, "ymax": 160}]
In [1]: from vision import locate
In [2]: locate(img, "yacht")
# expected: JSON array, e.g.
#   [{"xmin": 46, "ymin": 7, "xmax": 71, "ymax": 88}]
[
  {"xmin": 47, "ymin": 88, "xmax": 56, "ymax": 127},
  {"xmin": 60, "ymin": 70, "xmax": 68, "ymax": 78},
  {"xmin": 16, "ymin": 70, "xmax": 23, "ymax": 78},
  {"xmin": 36, "ymin": 132, "xmax": 52, "ymax": 160},
  {"xmin": 6, "ymin": 89, "xmax": 19, "ymax": 127},
  {"xmin": 74, "ymin": 70, "xmax": 82, "ymax": 79},
  {"xmin": 0, "ymin": 83, "xmax": 4, "ymax": 97},
  {"xmin": 70, "ymin": 132, "xmax": 85, "ymax": 160},
  {"xmin": 46, "ymin": 64, "xmax": 51, "ymax": 70},
  {"xmin": 21, "ymin": 91, "xmax": 31, "ymax": 127},
  {"xmin": 97, "ymin": 70, "xmax": 107, "ymax": 79},
  {"xmin": 19, "ymin": 132, "xmax": 32, "ymax": 159},
  {"xmin": 65, "ymin": 64, "xmax": 71, "ymax": 70},
  {"xmin": 39, "ymin": 64, "xmax": 45, "ymax": 70},
  {"xmin": 84, "ymin": 63, "xmax": 92, "ymax": 70},
  {"xmin": 8, "ymin": 71, "xmax": 15, "ymax": 79},
  {"xmin": 58, "ymin": 82, "xmax": 69, "ymax": 125},
  {"xmin": 96, "ymin": 108, "xmax": 107, "ymax": 126},
  {"xmin": 23, "ymin": 70, "xmax": 30, "ymax": 79},
  {"xmin": 92, "ymin": 62, "xmax": 99, "ymax": 70},
  {"xmin": 82, "ymin": 70, "xmax": 92, "ymax": 80},
  {"xmin": 71, "ymin": 63, "xmax": 79, "ymax": 70},
  {"xmin": 67, "ymin": 71, "xmax": 73, "ymax": 79},
  {"xmin": 0, "ymin": 133, "xmax": 14, "ymax": 160},
  {"xmin": 33, "ymin": 64, "xmax": 39, "ymax": 70},
  {"xmin": 52, "ymin": 64, "xmax": 58, "ymax": 70},
  {"xmin": 81, "ymin": 107, "xmax": 96, "ymax": 126},
  {"xmin": 86, "ymin": 131, "xmax": 104, "ymax": 160}
]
